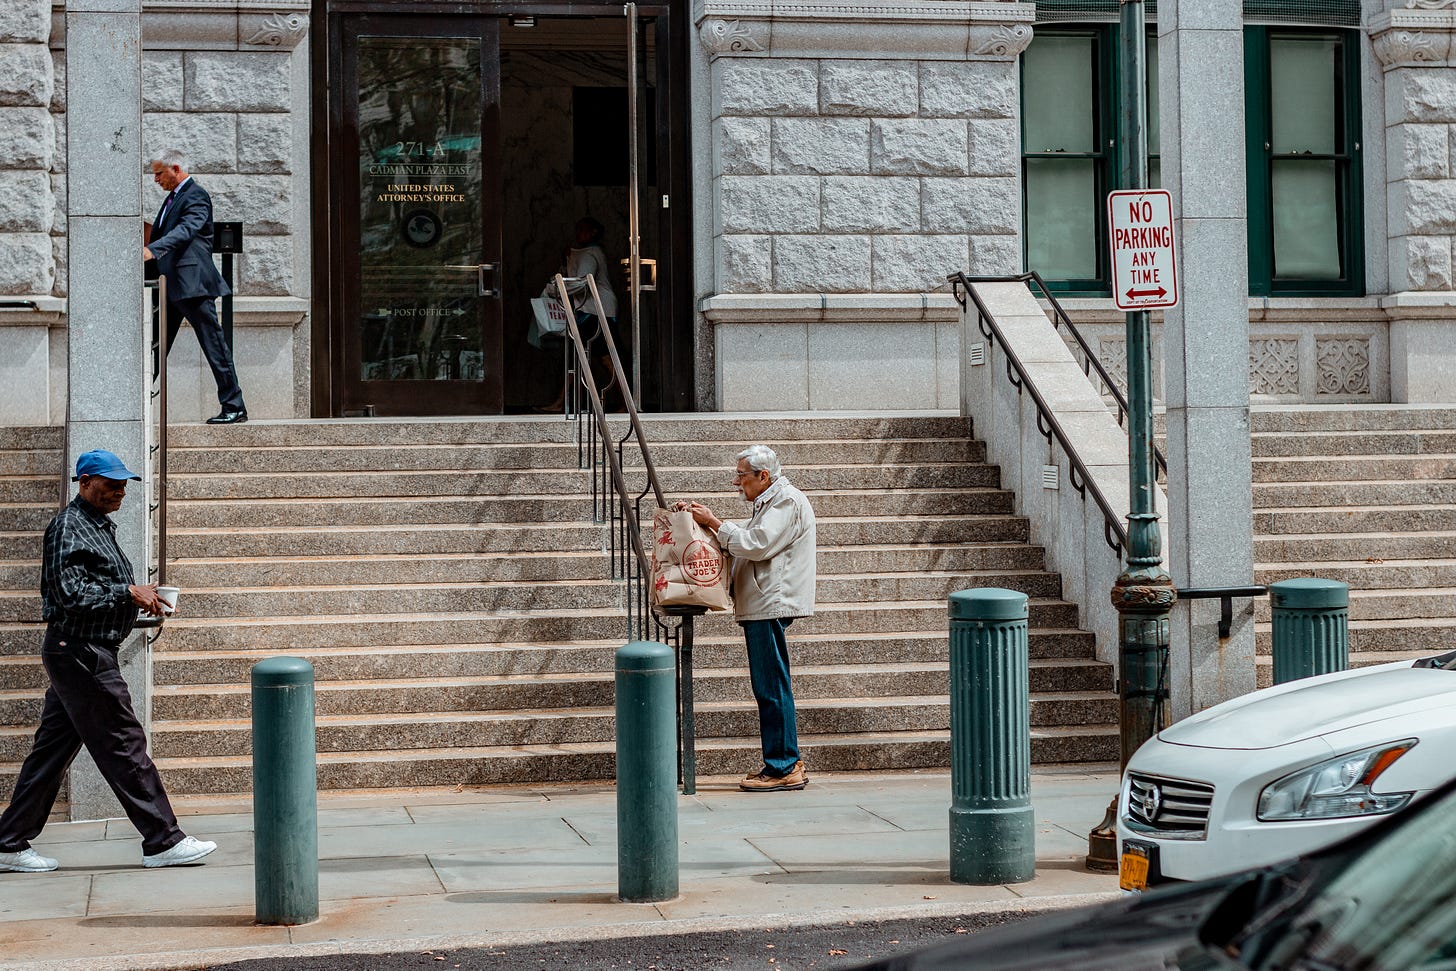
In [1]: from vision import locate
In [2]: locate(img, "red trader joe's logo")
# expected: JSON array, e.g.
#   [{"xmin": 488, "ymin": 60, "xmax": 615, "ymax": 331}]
[{"xmin": 682, "ymin": 540, "xmax": 722, "ymax": 586}]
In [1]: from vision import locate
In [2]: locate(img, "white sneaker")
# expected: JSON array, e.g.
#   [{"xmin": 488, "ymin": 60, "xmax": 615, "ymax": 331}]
[
  {"xmin": 0, "ymin": 848, "xmax": 59, "ymax": 872},
  {"xmin": 142, "ymin": 836, "xmax": 217, "ymax": 868}
]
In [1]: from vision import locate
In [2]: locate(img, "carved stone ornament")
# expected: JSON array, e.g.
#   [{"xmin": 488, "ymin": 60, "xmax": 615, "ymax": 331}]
[
  {"xmin": 701, "ymin": 19, "xmax": 767, "ymax": 55},
  {"xmin": 969, "ymin": 23, "xmax": 1033, "ymax": 59},
  {"xmin": 1248, "ymin": 338, "xmax": 1299, "ymax": 396},
  {"xmin": 1406, "ymin": 1, "xmax": 1456, "ymax": 9},
  {"xmin": 1316, "ymin": 338, "xmax": 1371, "ymax": 396},
  {"xmin": 245, "ymin": 12, "xmax": 310, "ymax": 49},
  {"xmin": 1373, "ymin": 29, "xmax": 1451, "ymax": 66}
]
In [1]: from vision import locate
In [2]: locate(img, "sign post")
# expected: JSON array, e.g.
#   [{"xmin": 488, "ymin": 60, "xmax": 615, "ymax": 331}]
[{"xmin": 1086, "ymin": 0, "xmax": 1178, "ymax": 877}]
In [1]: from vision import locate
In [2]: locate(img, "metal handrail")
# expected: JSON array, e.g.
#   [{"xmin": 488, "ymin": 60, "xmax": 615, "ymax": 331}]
[
  {"xmin": 957, "ymin": 271, "xmax": 1167, "ymax": 480},
  {"xmin": 951, "ymin": 271, "xmax": 1127, "ymax": 557},
  {"xmin": 145, "ymin": 275, "xmax": 170, "ymax": 589},
  {"xmin": 554, "ymin": 273, "xmax": 670, "ymax": 641}
]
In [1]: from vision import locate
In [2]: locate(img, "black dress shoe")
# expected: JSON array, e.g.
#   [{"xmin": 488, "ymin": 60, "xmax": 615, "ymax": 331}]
[{"xmin": 206, "ymin": 410, "xmax": 248, "ymax": 424}]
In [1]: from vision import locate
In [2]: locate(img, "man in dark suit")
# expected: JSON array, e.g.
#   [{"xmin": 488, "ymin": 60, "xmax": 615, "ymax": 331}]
[{"xmin": 144, "ymin": 150, "xmax": 247, "ymax": 424}]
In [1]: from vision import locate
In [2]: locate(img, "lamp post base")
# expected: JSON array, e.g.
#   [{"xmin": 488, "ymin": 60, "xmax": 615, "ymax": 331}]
[{"xmin": 1086, "ymin": 797, "xmax": 1119, "ymax": 871}]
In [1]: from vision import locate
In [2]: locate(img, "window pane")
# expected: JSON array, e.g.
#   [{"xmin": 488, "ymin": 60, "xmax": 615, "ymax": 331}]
[
  {"xmin": 1271, "ymin": 36, "xmax": 1337, "ymax": 154},
  {"xmin": 1024, "ymin": 35, "xmax": 1096, "ymax": 153},
  {"xmin": 1272, "ymin": 159, "xmax": 1342, "ymax": 280},
  {"xmin": 1147, "ymin": 36, "xmax": 1159, "ymax": 155},
  {"xmin": 1149, "ymin": 157, "xmax": 1160, "ymax": 189},
  {"xmin": 1025, "ymin": 157, "xmax": 1098, "ymax": 279}
]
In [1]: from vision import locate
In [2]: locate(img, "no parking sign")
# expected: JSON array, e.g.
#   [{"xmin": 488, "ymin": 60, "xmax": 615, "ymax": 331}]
[{"xmin": 1107, "ymin": 189, "xmax": 1179, "ymax": 312}]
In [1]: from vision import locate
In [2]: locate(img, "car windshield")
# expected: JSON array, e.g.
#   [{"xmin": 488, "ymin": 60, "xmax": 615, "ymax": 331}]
[{"xmin": 1257, "ymin": 783, "xmax": 1456, "ymax": 970}]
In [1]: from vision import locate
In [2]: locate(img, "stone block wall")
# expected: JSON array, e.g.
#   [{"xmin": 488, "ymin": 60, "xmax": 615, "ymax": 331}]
[
  {"xmin": 711, "ymin": 57, "xmax": 1021, "ymax": 295},
  {"xmin": 0, "ymin": 0, "xmax": 54, "ymax": 297}
]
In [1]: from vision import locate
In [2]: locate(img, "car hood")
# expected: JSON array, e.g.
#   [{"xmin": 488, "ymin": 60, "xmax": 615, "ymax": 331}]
[{"xmin": 1159, "ymin": 666, "xmax": 1456, "ymax": 750}]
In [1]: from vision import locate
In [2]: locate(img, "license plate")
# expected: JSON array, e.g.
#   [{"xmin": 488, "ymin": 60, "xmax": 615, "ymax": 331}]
[{"xmin": 1119, "ymin": 842, "xmax": 1152, "ymax": 892}]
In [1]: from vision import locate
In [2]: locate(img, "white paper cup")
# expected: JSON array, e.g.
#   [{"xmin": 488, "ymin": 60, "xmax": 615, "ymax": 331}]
[{"xmin": 157, "ymin": 586, "xmax": 180, "ymax": 615}]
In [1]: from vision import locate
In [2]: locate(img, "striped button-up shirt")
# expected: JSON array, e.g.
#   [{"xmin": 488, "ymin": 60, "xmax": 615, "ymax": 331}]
[{"xmin": 41, "ymin": 496, "xmax": 137, "ymax": 644}]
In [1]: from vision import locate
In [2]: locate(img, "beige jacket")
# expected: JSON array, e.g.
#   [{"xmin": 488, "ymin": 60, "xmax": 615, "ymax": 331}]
[{"xmin": 716, "ymin": 477, "xmax": 817, "ymax": 622}]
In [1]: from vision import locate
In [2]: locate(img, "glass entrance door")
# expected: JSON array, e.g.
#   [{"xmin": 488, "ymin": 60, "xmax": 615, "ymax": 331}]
[{"xmin": 336, "ymin": 16, "xmax": 503, "ymax": 415}]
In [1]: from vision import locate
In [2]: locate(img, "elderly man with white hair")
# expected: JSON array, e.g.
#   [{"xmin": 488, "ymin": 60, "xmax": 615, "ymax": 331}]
[{"xmin": 680, "ymin": 444, "xmax": 817, "ymax": 792}]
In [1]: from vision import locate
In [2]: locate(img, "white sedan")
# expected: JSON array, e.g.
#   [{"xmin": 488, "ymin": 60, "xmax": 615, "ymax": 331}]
[{"xmin": 1116, "ymin": 652, "xmax": 1456, "ymax": 891}]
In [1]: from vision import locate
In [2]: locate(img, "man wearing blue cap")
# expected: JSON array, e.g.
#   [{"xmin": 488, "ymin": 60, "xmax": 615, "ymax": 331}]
[{"xmin": 0, "ymin": 450, "xmax": 217, "ymax": 872}]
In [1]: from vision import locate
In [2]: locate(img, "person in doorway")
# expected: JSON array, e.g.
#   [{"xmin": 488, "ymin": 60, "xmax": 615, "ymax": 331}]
[
  {"xmin": 0, "ymin": 450, "xmax": 217, "ymax": 873},
  {"xmin": 678, "ymin": 445, "xmax": 817, "ymax": 792},
  {"xmin": 534, "ymin": 217, "xmax": 621, "ymax": 412},
  {"xmin": 144, "ymin": 149, "xmax": 248, "ymax": 424}
]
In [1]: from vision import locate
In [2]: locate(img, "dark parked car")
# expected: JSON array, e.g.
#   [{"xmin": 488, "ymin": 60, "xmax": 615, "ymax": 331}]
[{"xmin": 857, "ymin": 774, "xmax": 1456, "ymax": 970}]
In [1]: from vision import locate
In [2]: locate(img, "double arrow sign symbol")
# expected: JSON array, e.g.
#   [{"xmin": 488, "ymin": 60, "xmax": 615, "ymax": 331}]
[{"xmin": 1125, "ymin": 286, "xmax": 1168, "ymax": 300}]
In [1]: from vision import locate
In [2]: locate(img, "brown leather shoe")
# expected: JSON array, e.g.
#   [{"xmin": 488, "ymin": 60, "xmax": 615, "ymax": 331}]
[{"xmin": 739, "ymin": 761, "xmax": 808, "ymax": 792}]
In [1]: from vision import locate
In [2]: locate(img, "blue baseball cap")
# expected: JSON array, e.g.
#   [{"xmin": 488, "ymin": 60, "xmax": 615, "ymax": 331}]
[{"xmin": 72, "ymin": 449, "xmax": 142, "ymax": 482}]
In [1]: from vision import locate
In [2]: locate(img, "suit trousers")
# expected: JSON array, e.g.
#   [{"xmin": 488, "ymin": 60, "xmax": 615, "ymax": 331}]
[
  {"xmin": 741, "ymin": 618, "xmax": 800, "ymax": 776},
  {"xmin": 0, "ymin": 628, "xmax": 183, "ymax": 856},
  {"xmin": 157, "ymin": 294, "xmax": 245, "ymax": 413}
]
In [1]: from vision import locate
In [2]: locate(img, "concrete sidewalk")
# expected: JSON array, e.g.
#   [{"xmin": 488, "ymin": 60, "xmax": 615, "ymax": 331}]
[{"xmin": 0, "ymin": 767, "xmax": 1122, "ymax": 970}]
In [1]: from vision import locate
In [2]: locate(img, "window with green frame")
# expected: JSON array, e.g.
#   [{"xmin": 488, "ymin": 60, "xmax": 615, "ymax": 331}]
[
  {"xmin": 1020, "ymin": 27, "xmax": 1159, "ymax": 295},
  {"xmin": 1021, "ymin": 24, "xmax": 1361, "ymax": 298},
  {"xmin": 1245, "ymin": 26, "xmax": 1363, "ymax": 296}
]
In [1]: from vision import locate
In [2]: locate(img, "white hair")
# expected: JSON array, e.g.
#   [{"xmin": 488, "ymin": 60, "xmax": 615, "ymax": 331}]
[
  {"xmin": 737, "ymin": 444, "xmax": 781, "ymax": 481},
  {"xmin": 151, "ymin": 149, "xmax": 188, "ymax": 171}
]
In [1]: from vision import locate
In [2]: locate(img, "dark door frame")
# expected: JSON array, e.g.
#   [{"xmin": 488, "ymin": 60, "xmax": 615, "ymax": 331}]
[{"xmin": 310, "ymin": 0, "xmax": 694, "ymax": 416}]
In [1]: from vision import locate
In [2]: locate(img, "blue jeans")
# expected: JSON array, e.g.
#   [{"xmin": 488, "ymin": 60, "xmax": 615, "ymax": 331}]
[{"xmin": 742, "ymin": 618, "xmax": 799, "ymax": 775}]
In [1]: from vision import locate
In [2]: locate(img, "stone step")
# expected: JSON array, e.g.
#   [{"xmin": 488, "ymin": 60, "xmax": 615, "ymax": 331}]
[
  {"xmin": 132, "ymin": 692, "xmax": 1119, "ymax": 761},
  {"xmin": 163, "ymin": 515, "xmax": 1031, "ymax": 560},
  {"xmin": 5, "ymin": 505, "xmax": 51, "ymax": 532},
  {"xmin": 163, "ymin": 414, "xmax": 973, "ymax": 448},
  {"xmin": 0, "ymin": 476, "xmax": 53, "ymax": 502},
  {"xmin": 0, "ymin": 628, "xmax": 1099, "ymax": 689},
  {"xmin": 1254, "ymin": 616, "xmax": 1456, "ymax": 654},
  {"xmin": 1254, "ymin": 531, "xmax": 1456, "ymax": 562},
  {"xmin": 1252, "ymin": 480, "xmax": 1456, "ymax": 508},
  {"xmin": 1251, "ymin": 405, "xmax": 1456, "ymax": 433},
  {"xmin": 1253, "ymin": 454, "xmax": 1456, "ymax": 483},
  {"xmin": 1250, "ymin": 587, "xmax": 1456, "ymax": 623},
  {"xmin": 166, "ymin": 488, "xmax": 1017, "ymax": 530},
  {"xmin": 1251, "ymin": 430, "xmax": 1456, "ymax": 458},
  {"xmin": 168, "ymin": 462, "xmax": 1004, "ymax": 500},
  {"xmin": 168, "ymin": 438, "xmax": 984, "ymax": 475},
  {"xmin": 79, "ymin": 569, "xmax": 1059, "ymax": 623},
  {"xmin": 0, "ymin": 532, "xmax": 42, "ymax": 560},
  {"xmin": 1252, "ymin": 649, "xmax": 1437, "ymax": 689},
  {"xmin": 130, "ymin": 725, "xmax": 1120, "ymax": 794},
  {"xmin": 0, "ymin": 598, "xmax": 1082, "ymax": 656},
  {"xmin": 167, "ymin": 521, "xmax": 610, "ymax": 558},
  {"xmin": 0, "ymin": 428, "xmax": 61, "ymax": 450},
  {"xmin": 1254, "ymin": 505, "xmax": 1456, "ymax": 535},
  {"xmin": 110, "ymin": 659, "xmax": 1110, "ymax": 724},
  {"xmin": 1256, "ymin": 559, "xmax": 1456, "ymax": 590},
  {"xmin": 0, "ymin": 449, "xmax": 60, "ymax": 476}
]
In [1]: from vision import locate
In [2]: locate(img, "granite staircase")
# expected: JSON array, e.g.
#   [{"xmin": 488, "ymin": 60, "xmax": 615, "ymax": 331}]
[
  {"xmin": 1, "ymin": 415, "xmax": 1116, "ymax": 798},
  {"xmin": 1252, "ymin": 405, "xmax": 1456, "ymax": 686}
]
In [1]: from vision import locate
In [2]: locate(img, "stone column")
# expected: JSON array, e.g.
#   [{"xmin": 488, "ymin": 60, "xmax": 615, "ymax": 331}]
[
  {"xmin": 0, "ymin": 0, "xmax": 57, "ymax": 425},
  {"xmin": 1373, "ymin": 4, "xmax": 1456, "ymax": 403},
  {"xmin": 1159, "ymin": 0, "xmax": 1256, "ymax": 718},
  {"xmin": 65, "ymin": 0, "xmax": 151, "ymax": 821}
]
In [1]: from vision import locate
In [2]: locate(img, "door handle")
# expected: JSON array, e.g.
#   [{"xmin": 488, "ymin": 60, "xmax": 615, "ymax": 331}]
[
  {"xmin": 442, "ymin": 263, "xmax": 501, "ymax": 298},
  {"xmin": 477, "ymin": 262, "xmax": 500, "ymax": 298},
  {"xmin": 620, "ymin": 257, "xmax": 658, "ymax": 292}
]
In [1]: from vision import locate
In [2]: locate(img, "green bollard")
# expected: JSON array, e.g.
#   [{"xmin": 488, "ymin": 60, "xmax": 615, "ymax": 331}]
[
  {"xmin": 1269, "ymin": 578, "xmax": 1349, "ymax": 685},
  {"xmin": 251, "ymin": 656, "xmax": 319, "ymax": 925},
  {"xmin": 948, "ymin": 588, "xmax": 1034, "ymax": 885},
  {"xmin": 616, "ymin": 641, "xmax": 679, "ymax": 902}
]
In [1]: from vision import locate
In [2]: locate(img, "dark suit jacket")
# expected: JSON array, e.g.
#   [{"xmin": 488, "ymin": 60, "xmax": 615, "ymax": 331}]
[{"xmin": 147, "ymin": 178, "xmax": 230, "ymax": 302}]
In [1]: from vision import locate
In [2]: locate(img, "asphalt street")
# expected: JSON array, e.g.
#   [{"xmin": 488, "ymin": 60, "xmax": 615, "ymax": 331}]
[{"xmin": 201, "ymin": 912, "xmax": 1030, "ymax": 971}]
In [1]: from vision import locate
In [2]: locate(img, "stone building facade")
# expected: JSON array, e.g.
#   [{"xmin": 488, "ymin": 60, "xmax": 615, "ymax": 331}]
[{"xmin": 1, "ymin": 0, "xmax": 1454, "ymax": 423}]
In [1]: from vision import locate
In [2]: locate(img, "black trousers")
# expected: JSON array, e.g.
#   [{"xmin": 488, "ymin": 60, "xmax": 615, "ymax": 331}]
[
  {"xmin": 0, "ymin": 628, "xmax": 183, "ymax": 856},
  {"xmin": 158, "ymin": 294, "xmax": 246, "ymax": 413}
]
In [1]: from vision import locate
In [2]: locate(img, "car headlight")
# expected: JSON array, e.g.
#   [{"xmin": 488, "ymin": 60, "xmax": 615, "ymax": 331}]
[{"xmin": 1257, "ymin": 740, "xmax": 1417, "ymax": 821}]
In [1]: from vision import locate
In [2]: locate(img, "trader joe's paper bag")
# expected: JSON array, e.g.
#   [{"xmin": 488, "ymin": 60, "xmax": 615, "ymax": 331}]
[{"xmin": 650, "ymin": 507, "xmax": 732, "ymax": 612}]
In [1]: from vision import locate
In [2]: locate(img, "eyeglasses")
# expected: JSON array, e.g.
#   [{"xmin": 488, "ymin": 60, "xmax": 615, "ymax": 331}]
[{"xmin": 731, "ymin": 469, "xmax": 764, "ymax": 480}]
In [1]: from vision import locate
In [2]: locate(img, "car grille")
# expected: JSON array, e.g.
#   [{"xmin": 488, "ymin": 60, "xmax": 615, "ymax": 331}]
[{"xmin": 1123, "ymin": 774, "xmax": 1214, "ymax": 840}]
